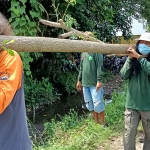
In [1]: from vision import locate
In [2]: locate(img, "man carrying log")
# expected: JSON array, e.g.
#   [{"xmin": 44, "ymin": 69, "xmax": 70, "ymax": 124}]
[{"xmin": 120, "ymin": 32, "xmax": 150, "ymax": 150}]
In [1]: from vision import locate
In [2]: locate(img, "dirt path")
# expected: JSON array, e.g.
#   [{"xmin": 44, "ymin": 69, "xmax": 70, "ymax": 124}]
[
  {"xmin": 109, "ymin": 136, "xmax": 144, "ymax": 150},
  {"xmin": 103, "ymin": 74, "xmax": 123, "ymax": 97}
]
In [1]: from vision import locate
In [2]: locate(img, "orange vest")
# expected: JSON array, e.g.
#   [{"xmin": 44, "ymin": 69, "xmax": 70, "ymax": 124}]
[{"xmin": 0, "ymin": 50, "xmax": 32, "ymax": 150}]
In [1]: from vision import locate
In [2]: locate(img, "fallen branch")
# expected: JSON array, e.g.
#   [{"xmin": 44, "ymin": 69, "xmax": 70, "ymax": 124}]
[
  {"xmin": 0, "ymin": 19, "xmax": 135, "ymax": 54},
  {"xmin": 59, "ymin": 31, "xmax": 74, "ymax": 38},
  {"xmin": 40, "ymin": 19, "xmax": 103, "ymax": 43},
  {"xmin": 0, "ymin": 35, "xmax": 134, "ymax": 54},
  {"xmin": 40, "ymin": 19, "xmax": 130, "ymax": 56}
]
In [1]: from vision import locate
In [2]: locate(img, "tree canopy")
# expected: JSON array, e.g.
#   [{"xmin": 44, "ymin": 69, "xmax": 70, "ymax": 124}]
[{"xmin": 0, "ymin": 0, "xmax": 149, "ymax": 40}]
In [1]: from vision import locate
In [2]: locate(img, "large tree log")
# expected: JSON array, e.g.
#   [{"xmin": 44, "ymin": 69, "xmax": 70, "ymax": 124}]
[{"xmin": 0, "ymin": 35, "xmax": 134, "ymax": 54}]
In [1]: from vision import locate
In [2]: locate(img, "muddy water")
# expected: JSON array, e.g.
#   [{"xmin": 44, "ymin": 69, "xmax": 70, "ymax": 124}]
[
  {"xmin": 28, "ymin": 93, "xmax": 88, "ymax": 132},
  {"xmin": 28, "ymin": 75, "xmax": 123, "ymax": 132}
]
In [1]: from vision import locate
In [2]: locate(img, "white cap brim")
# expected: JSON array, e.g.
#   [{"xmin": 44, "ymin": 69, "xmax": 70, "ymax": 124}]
[{"xmin": 135, "ymin": 38, "xmax": 150, "ymax": 42}]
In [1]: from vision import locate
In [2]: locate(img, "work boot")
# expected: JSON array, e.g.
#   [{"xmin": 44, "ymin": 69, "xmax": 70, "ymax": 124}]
[
  {"xmin": 139, "ymin": 134, "xmax": 144, "ymax": 143},
  {"xmin": 103, "ymin": 123, "xmax": 109, "ymax": 128}
]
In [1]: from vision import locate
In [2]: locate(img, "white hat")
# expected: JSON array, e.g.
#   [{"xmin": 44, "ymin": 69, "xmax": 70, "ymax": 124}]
[{"xmin": 135, "ymin": 32, "xmax": 150, "ymax": 42}]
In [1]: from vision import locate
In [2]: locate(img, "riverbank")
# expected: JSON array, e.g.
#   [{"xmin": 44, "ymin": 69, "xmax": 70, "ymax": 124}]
[{"xmin": 31, "ymin": 74, "xmax": 145, "ymax": 150}]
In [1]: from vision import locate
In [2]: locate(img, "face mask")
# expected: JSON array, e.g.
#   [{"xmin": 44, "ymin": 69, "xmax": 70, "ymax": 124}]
[{"xmin": 138, "ymin": 44, "xmax": 150, "ymax": 55}]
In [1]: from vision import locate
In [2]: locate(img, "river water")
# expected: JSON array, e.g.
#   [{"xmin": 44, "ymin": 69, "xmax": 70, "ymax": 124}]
[{"xmin": 28, "ymin": 93, "xmax": 88, "ymax": 132}]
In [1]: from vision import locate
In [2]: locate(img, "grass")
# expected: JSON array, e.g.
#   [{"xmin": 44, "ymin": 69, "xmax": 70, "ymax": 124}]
[
  {"xmin": 103, "ymin": 69, "xmax": 114, "ymax": 83},
  {"xmin": 31, "ymin": 81, "xmax": 127, "ymax": 150}
]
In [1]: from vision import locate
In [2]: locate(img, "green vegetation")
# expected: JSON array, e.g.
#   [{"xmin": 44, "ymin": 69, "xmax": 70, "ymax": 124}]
[
  {"xmin": 0, "ymin": 40, "xmax": 15, "ymax": 56},
  {"xmin": 24, "ymin": 77, "xmax": 61, "ymax": 109},
  {"xmin": 103, "ymin": 69, "xmax": 114, "ymax": 84},
  {"xmin": 31, "ymin": 82, "xmax": 126, "ymax": 150}
]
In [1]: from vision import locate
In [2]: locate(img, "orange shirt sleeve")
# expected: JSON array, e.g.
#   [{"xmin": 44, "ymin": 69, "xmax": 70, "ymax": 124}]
[{"xmin": 0, "ymin": 50, "xmax": 22, "ymax": 114}]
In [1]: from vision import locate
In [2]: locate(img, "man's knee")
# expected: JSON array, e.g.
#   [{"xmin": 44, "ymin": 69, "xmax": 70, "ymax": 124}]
[
  {"xmin": 85, "ymin": 101, "xmax": 94, "ymax": 111},
  {"xmin": 93, "ymin": 100, "xmax": 105, "ymax": 113}
]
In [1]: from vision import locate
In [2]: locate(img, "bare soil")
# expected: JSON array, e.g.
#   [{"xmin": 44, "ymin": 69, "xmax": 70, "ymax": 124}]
[
  {"xmin": 107, "ymin": 134, "xmax": 144, "ymax": 150},
  {"xmin": 103, "ymin": 74, "xmax": 123, "ymax": 96}
]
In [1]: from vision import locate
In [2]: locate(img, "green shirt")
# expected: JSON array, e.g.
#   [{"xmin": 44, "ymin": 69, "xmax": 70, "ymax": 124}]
[
  {"xmin": 78, "ymin": 52, "xmax": 103, "ymax": 86},
  {"xmin": 120, "ymin": 57, "xmax": 150, "ymax": 111}
]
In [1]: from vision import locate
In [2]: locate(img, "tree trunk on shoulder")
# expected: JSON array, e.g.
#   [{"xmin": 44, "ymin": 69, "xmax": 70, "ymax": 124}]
[{"xmin": 0, "ymin": 19, "xmax": 135, "ymax": 54}]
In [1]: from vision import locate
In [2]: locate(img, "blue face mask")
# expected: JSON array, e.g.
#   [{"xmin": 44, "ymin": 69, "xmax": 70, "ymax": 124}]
[{"xmin": 138, "ymin": 44, "xmax": 150, "ymax": 55}]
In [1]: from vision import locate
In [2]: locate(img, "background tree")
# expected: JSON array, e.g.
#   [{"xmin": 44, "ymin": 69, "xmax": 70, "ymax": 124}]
[{"xmin": 134, "ymin": 0, "xmax": 150, "ymax": 31}]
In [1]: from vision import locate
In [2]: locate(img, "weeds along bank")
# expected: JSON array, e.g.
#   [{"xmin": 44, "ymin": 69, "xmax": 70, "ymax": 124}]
[
  {"xmin": 24, "ymin": 71, "xmax": 79, "ymax": 114},
  {"xmin": 32, "ymin": 82, "xmax": 127, "ymax": 150},
  {"xmin": 25, "ymin": 70, "xmax": 114, "ymax": 125}
]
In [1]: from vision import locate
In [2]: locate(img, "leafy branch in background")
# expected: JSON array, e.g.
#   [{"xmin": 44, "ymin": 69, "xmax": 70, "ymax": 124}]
[
  {"xmin": 0, "ymin": 40, "xmax": 15, "ymax": 56},
  {"xmin": 9, "ymin": 0, "xmax": 44, "ymax": 76}
]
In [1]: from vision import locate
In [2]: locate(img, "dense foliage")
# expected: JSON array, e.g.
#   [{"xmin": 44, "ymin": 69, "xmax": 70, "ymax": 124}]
[{"xmin": 131, "ymin": 0, "xmax": 150, "ymax": 30}]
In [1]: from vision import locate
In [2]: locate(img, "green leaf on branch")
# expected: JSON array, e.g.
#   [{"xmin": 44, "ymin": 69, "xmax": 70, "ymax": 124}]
[
  {"xmin": 5, "ymin": 40, "xmax": 15, "ymax": 44},
  {"xmin": 2, "ymin": 40, "xmax": 9, "ymax": 44},
  {"xmin": 6, "ymin": 49, "xmax": 15, "ymax": 56},
  {"xmin": 26, "ymin": 70, "xmax": 32, "ymax": 76},
  {"xmin": 0, "ymin": 40, "xmax": 15, "ymax": 56}
]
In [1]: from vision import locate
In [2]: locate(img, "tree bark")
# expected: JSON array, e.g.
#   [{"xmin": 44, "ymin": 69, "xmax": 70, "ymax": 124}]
[{"xmin": 0, "ymin": 35, "xmax": 134, "ymax": 54}]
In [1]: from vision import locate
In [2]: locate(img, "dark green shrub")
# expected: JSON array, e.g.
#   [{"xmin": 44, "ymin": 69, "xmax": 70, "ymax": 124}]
[{"xmin": 24, "ymin": 77, "xmax": 61, "ymax": 108}]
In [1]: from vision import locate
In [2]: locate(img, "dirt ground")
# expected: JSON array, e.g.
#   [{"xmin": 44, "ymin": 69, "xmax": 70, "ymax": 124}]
[
  {"xmin": 103, "ymin": 74, "xmax": 123, "ymax": 97},
  {"xmin": 103, "ymin": 74, "xmax": 144, "ymax": 150},
  {"xmin": 108, "ymin": 134, "xmax": 144, "ymax": 150}
]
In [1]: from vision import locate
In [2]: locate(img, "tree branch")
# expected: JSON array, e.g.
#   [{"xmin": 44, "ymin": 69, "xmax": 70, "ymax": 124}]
[
  {"xmin": 40, "ymin": 18, "xmax": 129, "ymax": 56},
  {"xmin": 58, "ymin": 31, "xmax": 74, "ymax": 38},
  {"xmin": 40, "ymin": 19, "xmax": 104, "ymax": 43},
  {"xmin": 0, "ymin": 35, "xmax": 134, "ymax": 54}
]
